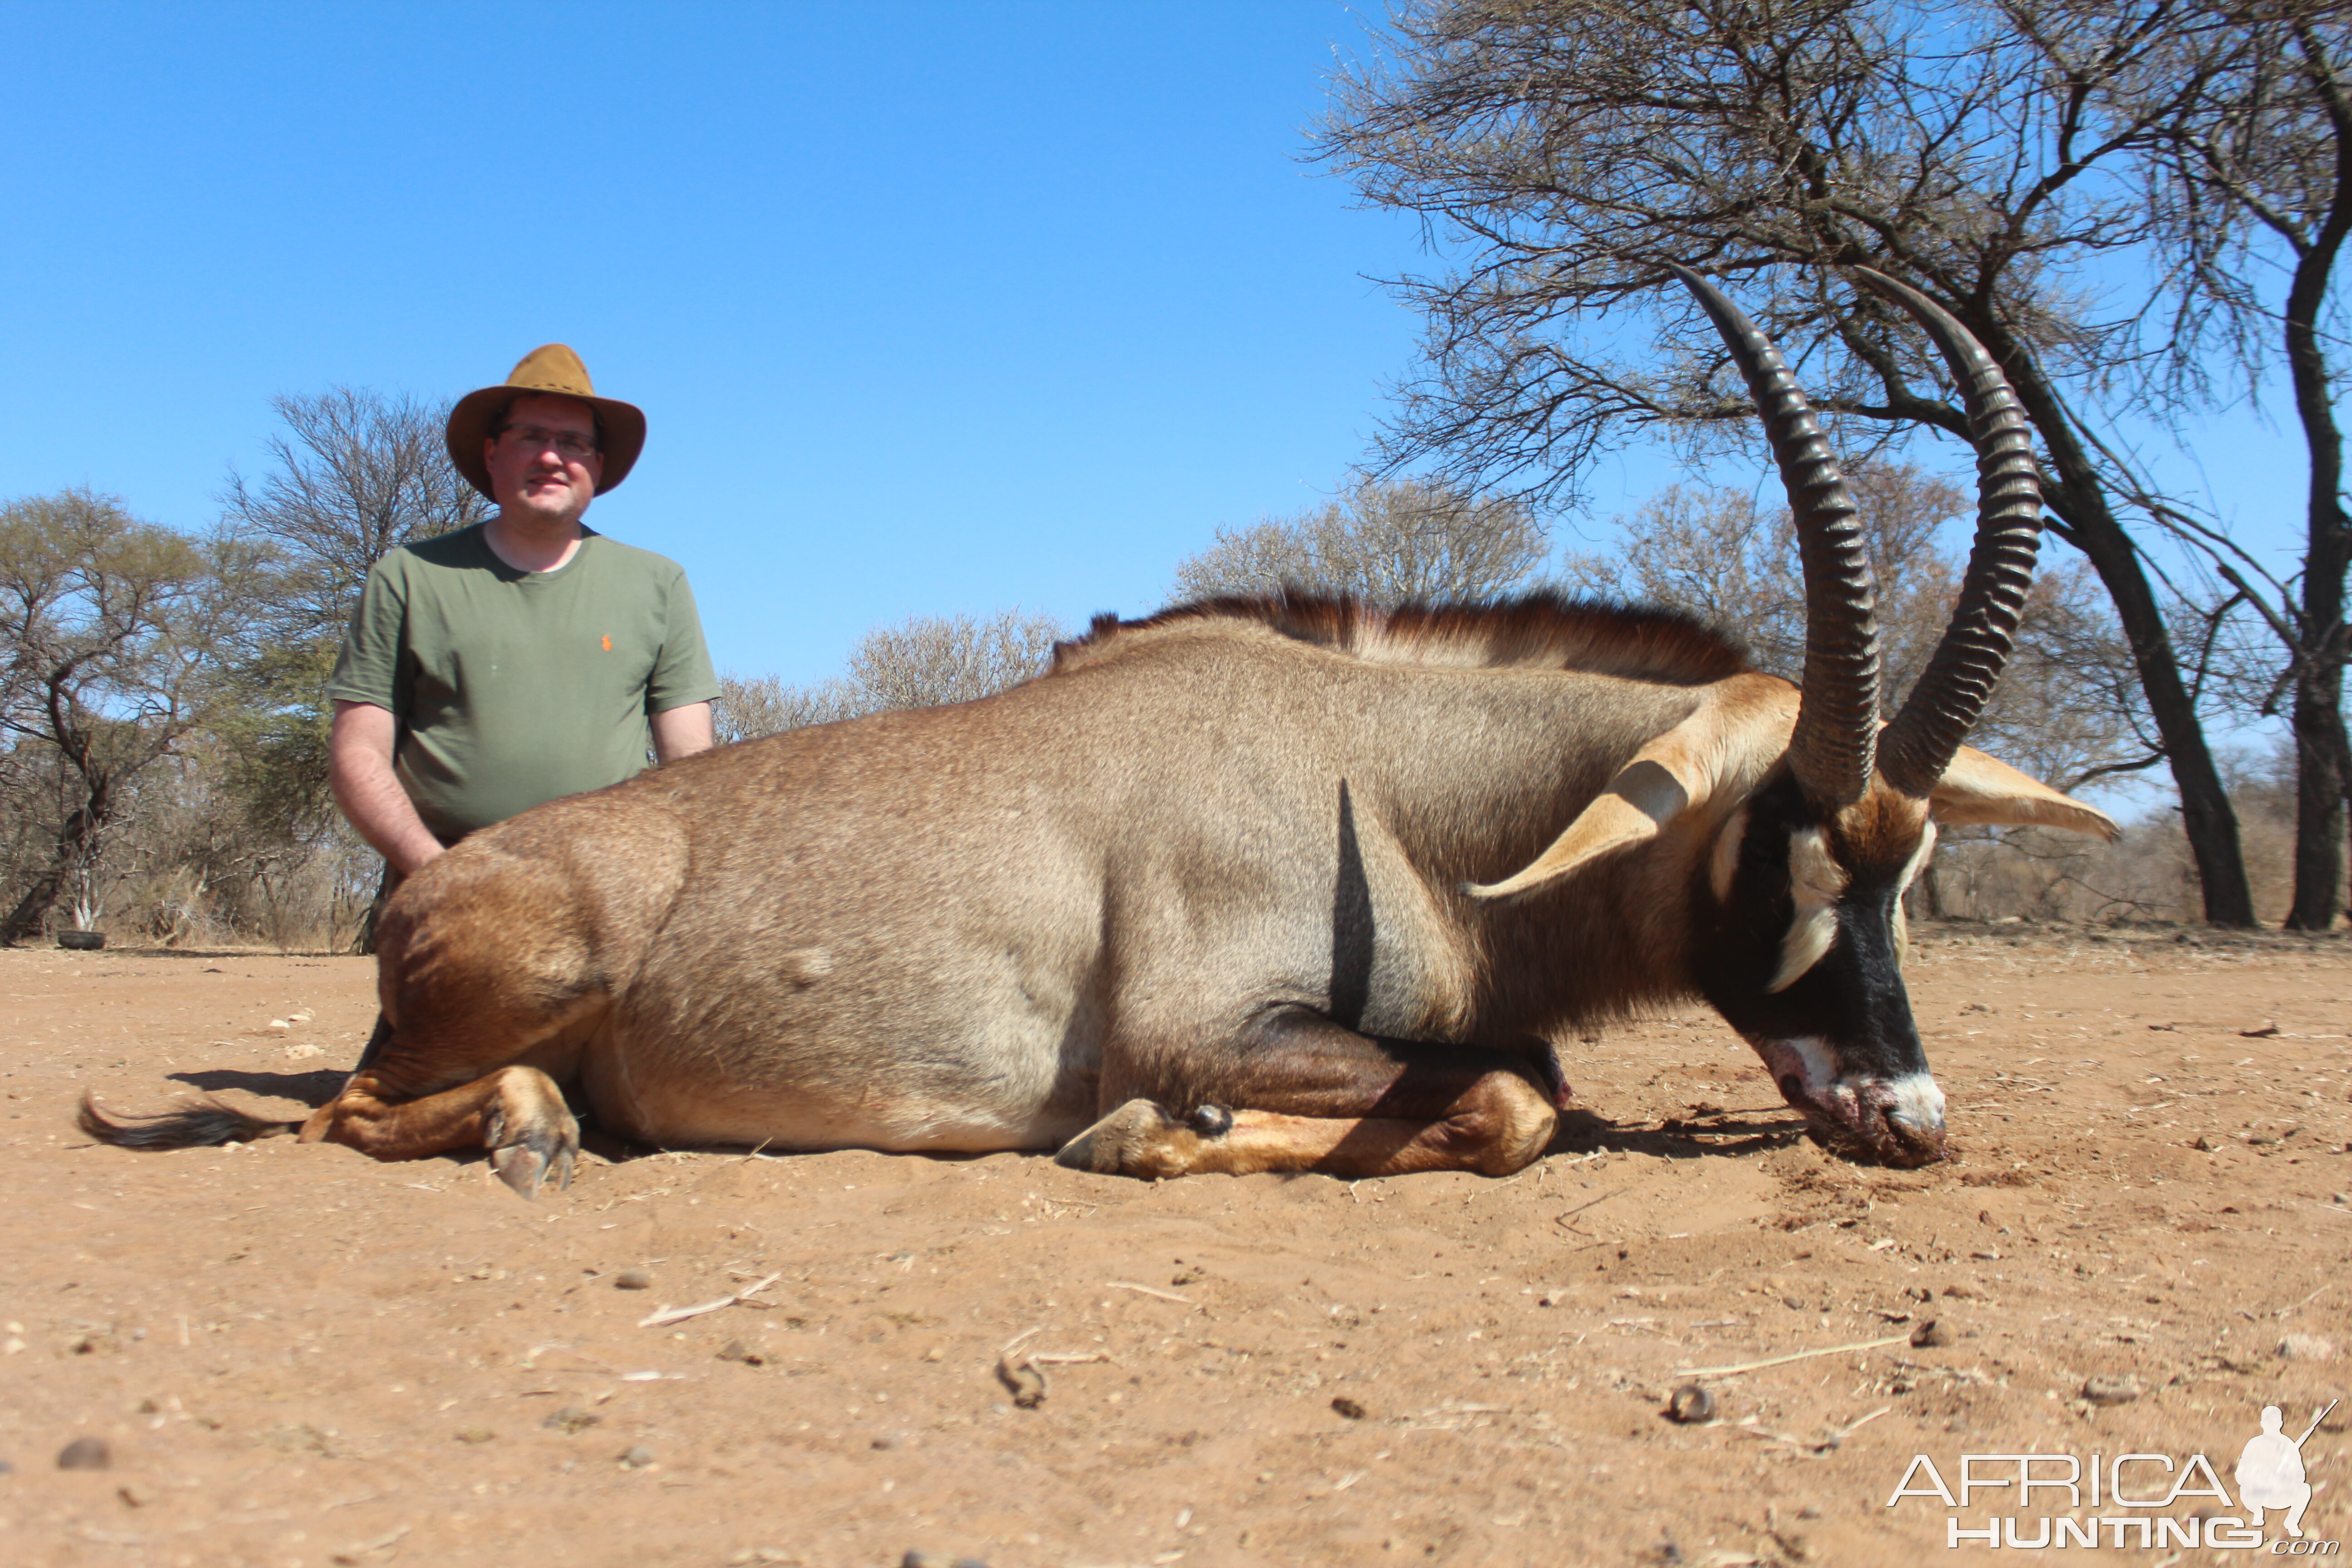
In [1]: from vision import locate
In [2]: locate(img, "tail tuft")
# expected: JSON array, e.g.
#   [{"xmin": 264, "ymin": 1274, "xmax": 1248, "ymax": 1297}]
[{"xmin": 77, "ymin": 1091, "xmax": 298, "ymax": 1150}]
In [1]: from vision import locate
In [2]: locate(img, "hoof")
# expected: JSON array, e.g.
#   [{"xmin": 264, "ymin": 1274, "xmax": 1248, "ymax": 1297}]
[
  {"xmin": 1054, "ymin": 1099, "xmax": 1184, "ymax": 1177},
  {"xmin": 1188, "ymin": 1102, "xmax": 1233, "ymax": 1137},
  {"xmin": 485, "ymin": 1106, "xmax": 579, "ymax": 1200}
]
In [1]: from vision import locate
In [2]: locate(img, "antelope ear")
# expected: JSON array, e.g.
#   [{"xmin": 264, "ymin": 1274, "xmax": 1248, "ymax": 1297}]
[
  {"xmin": 1930, "ymin": 746, "xmax": 2119, "ymax": 840},
  {"xmin": 1468, "ymin": 679, "xmax": 1793, "ymax": 900}
]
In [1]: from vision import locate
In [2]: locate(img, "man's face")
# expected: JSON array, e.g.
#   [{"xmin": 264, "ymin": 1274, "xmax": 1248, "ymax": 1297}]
[{"xmin": 484, "ymin": 393, "xmax": 603, "ymax": 526}]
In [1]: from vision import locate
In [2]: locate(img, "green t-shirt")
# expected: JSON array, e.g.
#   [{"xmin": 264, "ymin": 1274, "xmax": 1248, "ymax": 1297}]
[{"xmin": 327, "ymin": 523, "xmax": 720, "ymax": 842}]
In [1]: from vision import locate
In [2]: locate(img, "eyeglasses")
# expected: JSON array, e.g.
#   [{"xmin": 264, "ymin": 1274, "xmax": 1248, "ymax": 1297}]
[{"xmin": 499, "ymin": 425, "xmax": 598, "ymax": 461}]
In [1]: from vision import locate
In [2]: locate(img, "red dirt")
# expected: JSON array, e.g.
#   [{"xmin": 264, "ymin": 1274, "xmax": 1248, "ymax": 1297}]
[{"xmin": 1, "ymin": 926, "xmax": 2347, "ymax": 1567}]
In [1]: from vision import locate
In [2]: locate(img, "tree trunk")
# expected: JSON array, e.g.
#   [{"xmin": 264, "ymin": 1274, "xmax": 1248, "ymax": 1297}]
[
  {"xmin": 0, "ymin": 798, "xmax": 100, "ymax": 946},
  {"xmin": 356, "ymin": 860, "xmax": 398, "ymax": 957},
  {"xmin": 1918, "ymin": 855, "xmax": 1946, "ymax": 920},
  {"xmin": 2059, "ymin": 509, "xmax": 2259, "ymax": 927},
  {"xmin": 2277, "ymin": 32, "xmax": 2352, "ymax": 931},
  {"xmin": 2287, "ymin": 674, "xmax": 2350, "ymax": 929}
]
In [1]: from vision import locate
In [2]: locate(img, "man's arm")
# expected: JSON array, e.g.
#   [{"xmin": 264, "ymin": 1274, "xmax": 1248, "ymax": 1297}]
[
  {"xmin": 651, "ymin": 701, "xmax": 715, "ymax": 763},
  {"xmin": 329, "ymin": 701, "xmax": 446, "ymax": 876}
]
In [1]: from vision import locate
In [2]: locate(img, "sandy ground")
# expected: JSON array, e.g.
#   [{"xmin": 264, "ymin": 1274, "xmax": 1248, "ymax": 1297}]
[{"xmin": 0, "ymin": 924, "xmax": 2347, "ymax": 1568}]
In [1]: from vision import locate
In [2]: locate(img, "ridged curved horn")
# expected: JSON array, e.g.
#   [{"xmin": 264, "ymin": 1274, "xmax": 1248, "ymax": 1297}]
[
  {"xmin": 1851, "ymin": 269, "xmax": 2043, "ymax": 797},
  {"xmin": 1668, "ymin": 263, "xmax": 1880, "ymax": 808}
]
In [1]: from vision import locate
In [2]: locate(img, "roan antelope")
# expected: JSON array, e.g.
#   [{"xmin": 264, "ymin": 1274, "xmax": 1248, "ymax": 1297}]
[{"xmin": 84, "ymin": 269, "xmax": 2114, "ymax": 1193}]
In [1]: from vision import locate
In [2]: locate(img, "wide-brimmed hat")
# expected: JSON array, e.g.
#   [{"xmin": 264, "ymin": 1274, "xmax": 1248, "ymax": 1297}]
[{"xmin": 445, "ymin": 344, "xmax": 646, "ymax": 500}]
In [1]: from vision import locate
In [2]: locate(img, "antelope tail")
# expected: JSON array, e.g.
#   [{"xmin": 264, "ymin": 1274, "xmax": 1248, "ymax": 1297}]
[{"xmin": 77, "ymin": 1091, "xmax": 299, "ymax": 1149}]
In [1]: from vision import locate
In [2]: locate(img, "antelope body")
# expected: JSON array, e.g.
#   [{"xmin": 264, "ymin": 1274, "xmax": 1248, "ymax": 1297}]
[{"xmin": 85, "ymin": 271, "xmax": 2115, "ymax": 1193}]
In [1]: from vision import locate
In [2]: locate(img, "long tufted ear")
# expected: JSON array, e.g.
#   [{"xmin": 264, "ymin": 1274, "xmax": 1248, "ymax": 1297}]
[
  {"xmin": 1930, "ymin": 746, "xmax": 2119, "ymax": 839},
  {"xmin": 1468, "ymin": 676, "xmax": 1795, "ymax": 900}
]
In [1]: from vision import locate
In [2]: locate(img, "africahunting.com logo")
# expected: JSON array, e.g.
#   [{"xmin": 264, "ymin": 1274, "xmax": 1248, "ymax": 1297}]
[{"xmin": 1885, "ymin": 1400, "xmax": 2338, "ymax": 1551}]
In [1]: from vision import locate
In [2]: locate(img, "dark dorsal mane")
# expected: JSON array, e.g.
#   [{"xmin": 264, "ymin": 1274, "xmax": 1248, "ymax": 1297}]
[{"xmin": 1048, "ymin": 588, "xmax": 1751, "ymax": 687}]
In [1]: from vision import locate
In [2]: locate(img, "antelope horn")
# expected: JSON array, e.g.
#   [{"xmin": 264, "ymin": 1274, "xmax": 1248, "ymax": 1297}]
[
  {"xmin": 1850, "ymin": 270, "xmax": 2043, "ymax": 797},
  {"xmin": 1668, "ymin": 263, "xmax": 1880, "ymax": 808}
]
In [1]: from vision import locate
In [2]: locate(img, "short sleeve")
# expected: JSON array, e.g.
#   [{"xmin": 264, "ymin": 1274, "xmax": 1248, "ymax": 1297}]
[
  {"xmin": 325, "ymin": 555, "xmax": 411, "ymax": 713},
  {"xmin": 646, "ymin": 564, "xmax": 721, "ymax": 714}
]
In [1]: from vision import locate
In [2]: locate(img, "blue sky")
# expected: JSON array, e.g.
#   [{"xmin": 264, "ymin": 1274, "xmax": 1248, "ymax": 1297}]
[
  {"xmin": 0, "ymin": 1, "xmax": 2317, "ymax": 707},
  {"xmin": 0, "ymin": 2, "xmax": 1446, "ymax": 684}
]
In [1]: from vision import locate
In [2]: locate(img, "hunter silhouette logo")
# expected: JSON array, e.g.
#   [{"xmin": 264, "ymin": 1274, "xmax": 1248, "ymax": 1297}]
[{"xmin": 2240, "ymin": 1400, "xmax": 2335, "ymax": 1540}]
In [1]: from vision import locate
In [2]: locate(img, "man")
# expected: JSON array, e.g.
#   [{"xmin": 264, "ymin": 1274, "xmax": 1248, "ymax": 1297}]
[{"xmin": 328, "ymin": 345, "xmax": 718, "ymax": 880}]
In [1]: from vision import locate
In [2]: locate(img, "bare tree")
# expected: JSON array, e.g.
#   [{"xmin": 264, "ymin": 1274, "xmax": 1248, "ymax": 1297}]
[
  {"xmin": 715, "ymin": 609, "xmax": 1067, "ymax": 744},
  {"xmin": 1573, "ymin": 461, "xmax": 2145, "ymax": 916},
  {"xmin": 712, "ymin": 673, "xmax": 861, "ymax": 744},
  {"xmin": 2132, "ymin": 6, "xmax": 2352, "ymax": 929},
  {"xmin": 0, "ymin": 490, "xmax": 266, "ymax": 944},
  {"xmin": 1173, "ymin": 477, "xmax": 1548, "ymax": 605},
  {"xmin": 1563, "ymin": 464, "xmax": 1959, "ymax": 696},
  {"xmin": 1317, "ymin": 0, "xmax": 2262, "ymax": 923},
  {"xmin": 215, "ymin": 388, "xmax": 489, "ymax": 919},
  {"xmin": 222, "ymin": 388, "xmax": 486, "ymax": 639},
  {"xmin": 847, "ymin": 610, "xmax": 1065, "ymax": 712},
  {"xmin": 1571, "ymin": 462, "xmax": 2144, "ymax": 779}
]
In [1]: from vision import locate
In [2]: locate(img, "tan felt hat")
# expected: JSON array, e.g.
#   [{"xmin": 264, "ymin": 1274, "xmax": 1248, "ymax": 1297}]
[{"xmin": 446, "ymin": 344, "xmax": 646, "ymax": 500}]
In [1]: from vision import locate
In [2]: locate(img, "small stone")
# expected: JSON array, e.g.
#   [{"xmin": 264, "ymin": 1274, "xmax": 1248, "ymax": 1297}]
[
  {"xmin": 540, "ymin": 1406, "xmax": 600, "ymax": 1435},
  {"xmin": 1910, "ymin": 1319, "xmax": 1953, "ymax": 1348},
  {"xmin": 1940, "ymin": 1282, "xmax": 1979, "ymax": 1300},
  {"xmin": 871, "ymin": 1435, "xmax": 899, "ymax": 1450},
  {"xmin": 2278, "ymin": 1334, "xmax": 2336, "ymax": 1361},
  {"xmin": 619, "ymin": 1444, "xmax": 655, "ymax": 1469},
  {"xmin": 116, "ymin": 1484, "xmax": 151, "ymax": 1507},
  {"xmin": 2193, "ymin": 1135, "xmax": 2218, "ymax": 1152},
  {"xmin": 716, "ymin": 1338, "xmax": 764, "ymax": 1367},
  {"xmin": 1666, "ymin": 1383, "xmax": 1716, "ymax": 1424},
  {"xmin": 612, "ymin": 1269, "xmax": 653, "ymax": 1290},
  {"xmin": 267, "ymin": 1019, "xmax": 289, "ymax": 1032},
  {"xmin": 454, "ymin": 1426, "xmax": 495, "ymax": 1444},
  {"xmin": 1330, "ymin": 1396, "xmax": 1367, "ymax": 1421},
  {"xmin": 1797, "ymin": 1505, "xmax": 1821, "ymax": 1520},
  {"xmin": 2082, "ymin": 1375, "xmax": 2141, "ymax": 1406},
  {"xmin": 2247, "ymin": 1130, "xmax": 2280, "ymax": 1147},
  {"xmin": 997, "ymin": 1358, "xmax": 1046, "ymax": 1409},
  {"xmin": 56, "ymin": 1436, "xmax": 110, "ymax": 1470}
]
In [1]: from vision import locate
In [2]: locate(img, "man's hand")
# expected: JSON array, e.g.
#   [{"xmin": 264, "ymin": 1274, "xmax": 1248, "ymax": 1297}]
[
  {"xmin": 652, "ymin": 701, "xmax": 716, "ymax": 762},
  {"xmin": 329, "ymin": 701, "xmax": 447, "ymax": 877}
]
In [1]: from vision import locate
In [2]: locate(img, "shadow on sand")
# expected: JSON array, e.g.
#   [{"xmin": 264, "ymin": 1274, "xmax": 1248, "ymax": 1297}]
[
  {"xmin": 167, "ymin": 1067, "xmax": 347, "ymax": 1109},
  {"xmin": 1549, "ymin": 1104, "xmax": 1812, "ymax": 1161}
]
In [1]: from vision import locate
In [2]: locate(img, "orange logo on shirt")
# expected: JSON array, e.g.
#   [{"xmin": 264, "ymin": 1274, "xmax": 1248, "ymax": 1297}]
[{"xmin": 601, "ymin": 634, "xmax": 612, "ymax": 651}]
